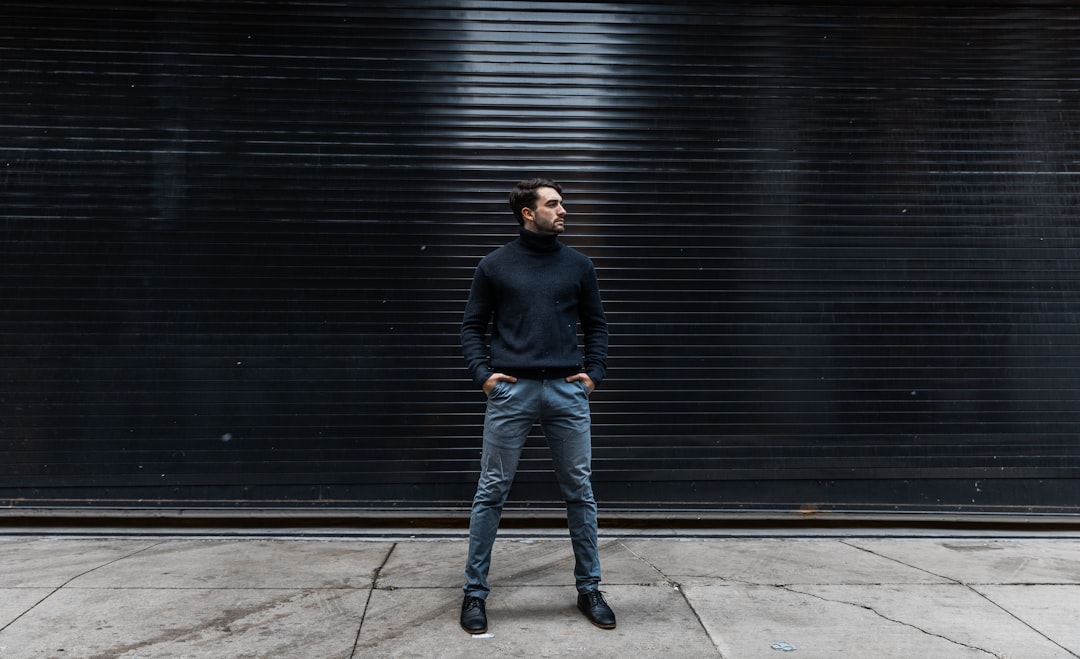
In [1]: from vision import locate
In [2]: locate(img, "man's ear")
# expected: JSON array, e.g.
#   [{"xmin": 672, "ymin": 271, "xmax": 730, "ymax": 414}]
[{"xmin": 521, "ymin": 206, "xmax": 534, "ymax": 222}]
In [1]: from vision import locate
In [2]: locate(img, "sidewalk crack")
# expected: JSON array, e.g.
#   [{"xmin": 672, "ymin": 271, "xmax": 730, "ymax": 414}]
[
  {"xmin": 350, "ymin": 542, "xmax": 396, "ymax": 659},
  {"xmin": 968, "ymin": 585, "xmax": 1080, "ymax": 658},
  {"xmin": 0, "ymin": 540, "xmax": 167, "ymax": 634},
  {"xmin": 618, "ymin": 540, "xmax": 679, "ymax": 588},
  {"xmin": 839, "ymin": 540, "xmax": 1080, "ymax": 658},
  {"xmin": 781, "ymin": 584, "xmax": 1001, "ymax": 658},
  {"xmin": 617, "ymin": 541, "xmax": 725, "ymax": 658}
]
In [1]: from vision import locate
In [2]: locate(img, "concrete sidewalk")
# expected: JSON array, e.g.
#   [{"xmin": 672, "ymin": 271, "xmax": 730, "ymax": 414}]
[{"xmin": 1, "ymin": 532, "xmax": 1079, "ymax": 658}]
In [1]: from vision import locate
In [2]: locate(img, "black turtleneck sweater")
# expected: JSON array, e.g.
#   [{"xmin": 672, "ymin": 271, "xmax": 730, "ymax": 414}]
[{"xmin": 461, "ymin": 228, "xmax": 608, "ymax": 389}]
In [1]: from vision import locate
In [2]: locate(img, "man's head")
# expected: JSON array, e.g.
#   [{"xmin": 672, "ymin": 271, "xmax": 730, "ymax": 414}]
[{"xmin": 510, "ymin": 178, "xmax": 566, "ymax": 234}]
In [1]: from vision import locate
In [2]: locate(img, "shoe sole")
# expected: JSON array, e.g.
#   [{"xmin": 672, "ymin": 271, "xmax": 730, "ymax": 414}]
[{"xmin": 462, "ymin": 625, "xmax": 488, "ymax": 634}]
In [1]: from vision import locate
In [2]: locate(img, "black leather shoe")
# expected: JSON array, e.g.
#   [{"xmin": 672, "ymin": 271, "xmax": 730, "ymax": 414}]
[
  {"xmin": 460, "ymin": 595, "xmax": 487, "ymax": 634},
  {"xmin": 577, "ymin": 590, "xmax": 616, "ymax": 629}
]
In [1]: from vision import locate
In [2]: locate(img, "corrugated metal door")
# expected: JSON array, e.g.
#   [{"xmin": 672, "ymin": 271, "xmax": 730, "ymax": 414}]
[{"xmin": 3, "ymin": 1, "xmax": 1078, "ymax": 514}]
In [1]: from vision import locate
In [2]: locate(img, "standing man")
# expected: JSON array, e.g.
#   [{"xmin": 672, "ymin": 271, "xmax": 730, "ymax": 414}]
[{"xmin": 459, "ymin": 178, "xmax": 614, "ymax": 633}]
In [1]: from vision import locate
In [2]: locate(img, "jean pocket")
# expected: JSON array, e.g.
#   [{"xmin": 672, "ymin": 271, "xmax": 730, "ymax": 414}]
[{"xmin": 488, "ymin": 380, "xmax": 512, "ymax": 398}]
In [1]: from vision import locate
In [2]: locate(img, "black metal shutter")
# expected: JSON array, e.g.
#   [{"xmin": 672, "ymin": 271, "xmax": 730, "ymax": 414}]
[{"xmin": 2, "ymin": 1, "xmax": 1078, "ymax": 514}]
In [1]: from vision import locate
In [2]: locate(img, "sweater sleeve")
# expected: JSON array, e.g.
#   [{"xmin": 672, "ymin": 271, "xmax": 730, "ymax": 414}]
[
  {"xmin": 461, "ymin": 264, "xmax": 496, "ymax": 388},
  {"xmin": 579, "ymin": 261, "xmax": 609, "ymax": 388}
]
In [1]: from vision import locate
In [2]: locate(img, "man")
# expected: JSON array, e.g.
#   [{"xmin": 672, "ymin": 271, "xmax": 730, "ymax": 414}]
[{"xmin": 459, "ymin": 178, "xmax": 614, "ymax": 634}]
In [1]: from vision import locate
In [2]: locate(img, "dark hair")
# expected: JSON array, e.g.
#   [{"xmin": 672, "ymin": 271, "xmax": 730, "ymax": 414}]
[{"xmin": 509, "ymin": 178, "xmax": 562, "ymax": 226}]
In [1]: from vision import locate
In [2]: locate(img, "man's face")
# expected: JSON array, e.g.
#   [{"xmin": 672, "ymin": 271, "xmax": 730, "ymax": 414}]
[{"xmin": 522, "ymin": 186, "xmax": 566, "ymax": 235}]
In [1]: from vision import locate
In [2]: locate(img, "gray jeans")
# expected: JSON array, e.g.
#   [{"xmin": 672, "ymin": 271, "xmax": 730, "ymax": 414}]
[{"xmin": 463, "ymin": 377, "xmax": 600, "ymax": 598}]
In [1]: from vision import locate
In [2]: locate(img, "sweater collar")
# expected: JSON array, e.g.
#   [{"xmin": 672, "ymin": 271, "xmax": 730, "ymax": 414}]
[{"xmin": 517, "ymin": 228, "xmax": 561, "ymax": 252}]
